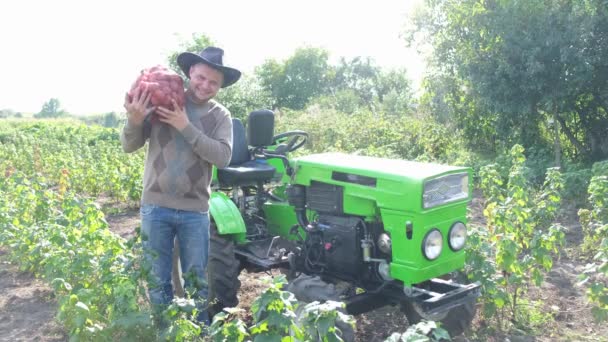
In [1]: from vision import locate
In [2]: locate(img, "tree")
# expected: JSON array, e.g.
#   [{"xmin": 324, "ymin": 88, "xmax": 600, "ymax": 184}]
[
  {"xmin": 34, "ymin": 98, "xmax": 66, "ymax": 118},
  {"xmin": 0, "ymin": 108, "xmax": 15, "ymax": 119},
  {"xmin": 167, "ymin": 33, "xmax": 214, "ymax": 79},
  {"xmin": 327, "ymin": 57, "xmax": 414, "ymax": 115},
  {"xmin": 256, "ymin": 47, "xmax": 332, "ymax": 110},
  {"xmin": 215, "ymin": 74, "xmax": 273, "ymax": 120},
  {"xmin": 376, "ymin": 68, "xmax": 414, "ymax": 116},
  {"xmin": 103, "ymin": 112, "xmax": 120, "ymax": 127},
  {"xmin": 407, "ymin": 0, "xmax": 608, "ymax": 162},
  {"xmin": 331, "ymin": 57, "xmax": 379, "ymax": 107}
]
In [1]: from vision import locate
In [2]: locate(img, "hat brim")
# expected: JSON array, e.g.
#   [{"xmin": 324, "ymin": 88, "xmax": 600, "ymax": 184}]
[{"xmin": 177, "ymin": 52, "xmax": 241, "ymax": 88}]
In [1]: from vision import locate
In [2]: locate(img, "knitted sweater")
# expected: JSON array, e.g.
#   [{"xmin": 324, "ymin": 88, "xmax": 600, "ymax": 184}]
[{"xmin": 120, "ymin": 96, "xmax": 232, "ymax": 212}]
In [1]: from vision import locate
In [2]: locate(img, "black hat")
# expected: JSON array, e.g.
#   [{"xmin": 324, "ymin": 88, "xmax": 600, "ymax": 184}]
[{"xmin": 177, "ymin": 47, "xmax": 241, "ymax": 88}]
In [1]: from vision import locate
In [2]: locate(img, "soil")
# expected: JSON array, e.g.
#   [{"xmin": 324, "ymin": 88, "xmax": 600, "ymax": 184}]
[
  {"xmin": 0, "ymin": 250, "xmax": 66, "ymax": 342},
  {"xmin": 1, "ymin": 195, "xmax": 607, "ymax": 341}
]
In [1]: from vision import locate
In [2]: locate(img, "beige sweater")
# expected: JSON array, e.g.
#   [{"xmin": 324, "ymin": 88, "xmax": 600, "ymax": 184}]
[{"xmin": 120, "ymin": 97, "xmax": 232, "ymax": 212}]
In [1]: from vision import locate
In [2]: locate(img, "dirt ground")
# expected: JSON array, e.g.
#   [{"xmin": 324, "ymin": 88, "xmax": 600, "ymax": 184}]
[
  {"xmin": 1, "ymin": 196, "xmax": 607, "ymax": 341},
  {"xmin": 0, "ymin": 250, "xmax": 66, "ymax": 342}
]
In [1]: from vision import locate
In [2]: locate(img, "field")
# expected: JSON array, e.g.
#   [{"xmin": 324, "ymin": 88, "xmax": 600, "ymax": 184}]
[{"xmin": 0, "ymin": 120, "xmax": 607, "ymax": 341}]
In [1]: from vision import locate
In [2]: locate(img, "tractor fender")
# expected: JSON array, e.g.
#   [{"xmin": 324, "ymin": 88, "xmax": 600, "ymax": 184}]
[{"xmin": 209, "ymin": 192, "xmax": 247, "ymax": 243}]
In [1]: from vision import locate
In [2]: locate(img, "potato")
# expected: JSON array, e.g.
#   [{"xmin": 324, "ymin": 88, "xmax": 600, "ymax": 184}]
[{"xmin": 128, "ymin": 65, "xmax": 185, "ymax": 124}]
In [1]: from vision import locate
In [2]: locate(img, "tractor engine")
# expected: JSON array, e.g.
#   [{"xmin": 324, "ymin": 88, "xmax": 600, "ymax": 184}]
[{"xmin": 286, "ymin": 183, "xmax": 386, "ymax": 282}]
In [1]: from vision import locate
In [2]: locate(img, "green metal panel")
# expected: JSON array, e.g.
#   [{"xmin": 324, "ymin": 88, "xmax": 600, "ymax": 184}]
[
  {"xmin": 263, "ymin": 201, "xmax": 300, "ymax": 240},
  {"xmin": 209, "ymin": 192, "xmax": 247, "ymax": 243},
  {"xmin": 291, "ymin": 152, "xmax": 471, "ymax": 215},
  {"xmin": 381, "ymin": 207, "xmax": 468, "ymax": 286}
]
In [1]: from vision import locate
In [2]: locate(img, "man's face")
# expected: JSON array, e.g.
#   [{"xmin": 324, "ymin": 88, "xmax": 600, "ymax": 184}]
[{"xmin": 188, "ymin": 63, "xmax": 224, "ymax": 103}]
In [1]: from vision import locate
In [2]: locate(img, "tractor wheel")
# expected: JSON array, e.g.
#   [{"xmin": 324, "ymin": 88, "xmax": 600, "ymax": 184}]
[
  {"xmin": 287, "ymin": 275, "xmax": 355, "ymax": 342},
  {"xmin": 207, "ymin": 224, "xmax": 241, "ymax": 317},
  {"xmin": 171, "ymin": 224, "xmax": 241, "ymax": 317},
  {"xmin": 401, "ymin": 272, "xmax": 476, "ymax": 337}
]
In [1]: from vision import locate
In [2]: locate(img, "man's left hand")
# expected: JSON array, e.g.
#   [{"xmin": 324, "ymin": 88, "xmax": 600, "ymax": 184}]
[{"xmin": 156, "ymin": 100, "xmax": 189, "ymax": 131}]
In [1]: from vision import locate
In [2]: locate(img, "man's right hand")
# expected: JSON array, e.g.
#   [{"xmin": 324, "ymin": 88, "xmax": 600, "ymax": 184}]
[{"xmin": 124, "ymin": 87, "xmax": 155, "ymax": 126}]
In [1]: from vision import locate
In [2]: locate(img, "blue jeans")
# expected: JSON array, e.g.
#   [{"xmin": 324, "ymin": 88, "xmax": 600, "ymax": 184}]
[{"xmin": 140, "ymin": 204, "xmax": 210, "ymax": 324}]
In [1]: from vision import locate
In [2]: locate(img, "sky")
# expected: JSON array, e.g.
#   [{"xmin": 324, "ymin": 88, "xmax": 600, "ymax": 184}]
[{"xmin": 0, "ymin": 0, "xmax": 426, "ymax": 115}]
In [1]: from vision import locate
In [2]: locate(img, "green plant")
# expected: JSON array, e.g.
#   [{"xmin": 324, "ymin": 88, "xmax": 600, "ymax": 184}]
[
  {"xmin": 577, "ymin": 160, "xmax": 608, "ymax": 321},
  {"xmin": 385, "ymin": 321, "xmax": 450, "ymax": 342},
  {"xmin": 466, "ymin": 144, "xmax": 565, "ymax": 333},
  {"xmin": 208, "ymin": 276, "xmax": 356, "ymax": 342},
  {"xmin": 298, "ymin": 301, "xmax": 355, "ymax": 342},
  {"xmin": 248, "ymin": 276, "xmax": 302, "ymax": 341}
]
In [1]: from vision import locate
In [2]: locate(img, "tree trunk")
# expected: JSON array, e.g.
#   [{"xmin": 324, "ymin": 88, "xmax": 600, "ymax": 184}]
[
  {"xmin": 555, "ymin": 114, "xmax": 586, "ymax": 158},
  {"xmin": 552, "ymin": 106, "xmax": 562, "ymax": 169}
]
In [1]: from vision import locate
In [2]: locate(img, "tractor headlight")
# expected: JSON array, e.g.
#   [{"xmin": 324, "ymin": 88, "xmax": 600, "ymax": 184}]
[
  {"xmin": 423, "ymin": 172, "xmax": 469, "ymax": 209},
  {"xmin": 448, "ymin": 222, "xmax": 467, "ymax": 251},
  {"xmin": 422, "ymin": 229, "xmax": 442, "ymax": 260}
]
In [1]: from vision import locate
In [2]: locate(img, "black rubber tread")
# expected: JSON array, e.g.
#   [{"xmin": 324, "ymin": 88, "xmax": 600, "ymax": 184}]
[
  {"xmin": 207, "ymin": 225, "xmax": 241, "ymax": 316},
  {"xmin": 287, "ymin": 275, "xmax": 355, "ymax": 342}
]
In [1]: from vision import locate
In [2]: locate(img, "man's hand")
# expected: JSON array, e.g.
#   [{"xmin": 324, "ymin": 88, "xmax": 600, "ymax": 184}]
[
  {"xmin": 123, "ymin": 87, "xmax": 155, "ymax": 126},
  {"xmin": 156, "ymin": 100, "xmax": 189, "ymax": 131}
]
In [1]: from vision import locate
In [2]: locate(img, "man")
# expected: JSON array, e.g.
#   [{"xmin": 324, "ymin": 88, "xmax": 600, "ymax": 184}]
[{"xmin": 120, "ymin": 46, "xmax": 240, "ymax": 325}]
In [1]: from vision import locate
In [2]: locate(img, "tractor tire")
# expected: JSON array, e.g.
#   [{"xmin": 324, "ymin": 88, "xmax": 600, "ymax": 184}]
[
  {"xmin": 401, "ymin": 272, "xmax": 476, "ymax": 337},
  {"xmin": 207, "ymin": 224, "xmax": 241, "ymax": 317},
  {"xmin": 287, "ymin": 275, "xmax": 355, "ymax": 342},
  {"xmin": 171, "ymin": 224, "xmax": 241, "ymax": 318},
  {"xmin": 401, "ymin": 297, "xmax": 476, "ymax": 337}
]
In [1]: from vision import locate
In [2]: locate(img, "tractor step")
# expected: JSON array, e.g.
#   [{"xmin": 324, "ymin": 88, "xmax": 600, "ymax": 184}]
[
  {"xmin": 409, "ymin": 278, "xmax": 481, "ymax": 316},
  {"xmin": 235, "ymin": 237, "xmax": 292, "ymax": 269}
]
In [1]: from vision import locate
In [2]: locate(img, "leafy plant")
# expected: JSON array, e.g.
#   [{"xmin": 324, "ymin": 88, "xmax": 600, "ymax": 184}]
[
  {"xmin": 385, "ymin": 320, "xmax": 450, "ymax": 342},
  {"xmin": 577, "ymin": 161, "xmax": 608, "ymax": 321},
  {"xmin": 466, "ymin": 144, "xmax": 565, "ymax": 333}
]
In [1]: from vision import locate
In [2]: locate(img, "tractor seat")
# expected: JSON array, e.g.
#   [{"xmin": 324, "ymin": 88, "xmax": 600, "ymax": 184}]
[{"xmin": 217, "ymin": 118, "xmax": 275, "ymax": 186}]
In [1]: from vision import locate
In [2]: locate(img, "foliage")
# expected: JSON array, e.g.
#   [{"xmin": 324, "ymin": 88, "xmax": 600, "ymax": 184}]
[
  {"xmin": 78, "ymin": 112, "xmax": 125, "ymax": 128},
  {"xmin": 561, "ymin": 164, "xmax": 593, "ymax": 207},
  {"xmin": 209, "ymin": 276, "xmax": 355, "ymax": 342},
  {"xmin": 407, "ymin": 0, "xmax": 608, "ymax": 163},
  {"xmin": 256, "ymin": 47, "xmax": 332, "ymax": 110},
  {"xmin": 0, "ymin": 123, "xmax": 359, "ymax": 341},
  {"xmin": 274, "ymin": 107, "xmax": 473, "ymax": 166},
  {"xmin": 256, "ymin": 50, "xmax": 414, "ymax": 115},
  {"xmin": 0, "ymin": 108, "xmax": 23, "ymax": 119},
  {"xmin": 578, "ymin": 160, "xmax": 608, "ymax": 321},
  {"xmin": 35, "ymin": 98, "xmax": 67, "ymax": 118},
  {"xmin": 215, "ymin": 74, "xmax": 273, "ymax": 120},
  {"xmin": 160, "ymin": 298, "xmax": 205, "ymax": 341},
  {"xmin": 465, "ymin": 145, "xmax": 565, "ymax": 333},
  {"xmin": 0, "ymin": 121, "xmax": 143, "ymax": 202},
  {"xmin": 385, "ymin": 320, "xmax": 450, "ymax": 342},
  {"xmin": 0, "ymin": 172, "xmax": 155, "ymax": 340},
  {"xmin": 331, "ymin": 56, "xmax": 380, "ymax": 107}
]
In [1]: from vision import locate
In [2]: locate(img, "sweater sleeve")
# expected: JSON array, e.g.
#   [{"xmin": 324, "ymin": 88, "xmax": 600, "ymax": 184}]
[
  {"xmin": 179, "ymin": 114, "xmax": 233, "ymax": 168},
  {"xmin": 120, "ymin": 119, "xmax": 147, "ymax": 153}
]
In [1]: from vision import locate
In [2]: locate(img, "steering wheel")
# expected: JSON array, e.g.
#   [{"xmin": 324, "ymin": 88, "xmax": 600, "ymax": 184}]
[{"xmin": 271, "ymin": 130, "xmax": 309, "ymax": 153}]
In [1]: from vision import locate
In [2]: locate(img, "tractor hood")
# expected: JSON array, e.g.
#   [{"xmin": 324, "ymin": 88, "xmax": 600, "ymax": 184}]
[
  {"xmin": 294, "ymin": 153, "xmax": 467, "ymax": 182},
  {"xmin": 292, "ymin": 153, "xmax": 471, "ymax": 213}
]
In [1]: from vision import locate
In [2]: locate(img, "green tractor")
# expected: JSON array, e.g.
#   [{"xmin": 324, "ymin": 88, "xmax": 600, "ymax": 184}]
[{"xmin": 173, "ymin": 110, "xmax": 480, "ymax": 337}]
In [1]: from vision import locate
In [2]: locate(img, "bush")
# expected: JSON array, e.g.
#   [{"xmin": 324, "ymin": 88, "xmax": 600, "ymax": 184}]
[
  {"xmin": 578, "ymin": 160, "xmax": 608, "ymax": 321},
  {"xmin": 274, "ymin": 107, "xmax": 472, "ymax": 165},
  {"xmin": 466, "ymin": 144, "xmax": 565, "ymax": 334}
]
